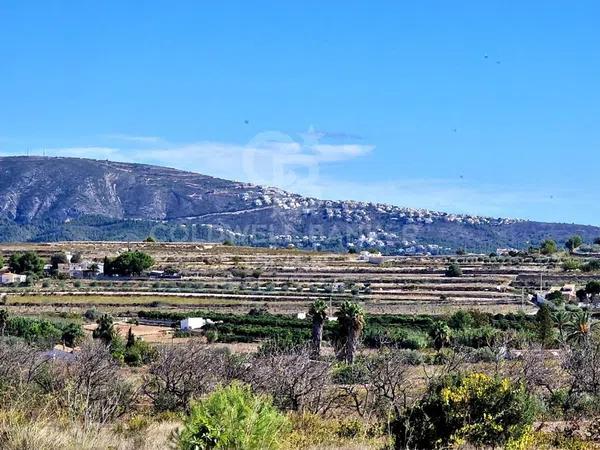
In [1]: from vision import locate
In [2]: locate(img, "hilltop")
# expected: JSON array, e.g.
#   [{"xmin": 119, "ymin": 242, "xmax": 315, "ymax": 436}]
[{"xmin": 0, "ymin": 156, "xmax": 598, "ymax": 253}]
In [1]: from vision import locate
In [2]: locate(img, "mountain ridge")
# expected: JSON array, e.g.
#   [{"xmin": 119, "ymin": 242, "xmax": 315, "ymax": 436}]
[{"xmin": 0, "ymin": 156, "xmax": 597, "ymax": 253}]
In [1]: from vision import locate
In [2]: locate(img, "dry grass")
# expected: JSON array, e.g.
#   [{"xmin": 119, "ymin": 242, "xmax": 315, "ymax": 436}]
[{"xmin": 0, "ymin": 412, "xmax": 179, "ymax": 450}]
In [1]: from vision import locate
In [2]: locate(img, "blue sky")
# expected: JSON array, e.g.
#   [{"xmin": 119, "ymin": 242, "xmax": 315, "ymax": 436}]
[{"xmin": 1, "ymin": 1, "xmax": 599, "ymax": 224}]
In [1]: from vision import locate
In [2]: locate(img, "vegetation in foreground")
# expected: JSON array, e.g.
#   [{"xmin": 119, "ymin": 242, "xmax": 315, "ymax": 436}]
[{"xmin": 0, "ymin": 299, "xmax": 599, "ymax": 449}]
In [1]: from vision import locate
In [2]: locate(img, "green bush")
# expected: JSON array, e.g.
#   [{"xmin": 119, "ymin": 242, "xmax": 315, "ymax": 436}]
[
  {"xmin": 452, "ymin": 326, "xmax": 499, "ymax": 348},
  {"xmin": 445, "ymin": 263, "xmax": 462, "ymax": 277},
  {"xmin": 447, "ymin": 310, "xmax": 474, "ymax": 330},
  {"xmin": 582, "ymin": 259, "xmax": 600, "ymax": 272},
  {"xmin": 392, "ymin": 372, "xmax": 534, "ymax": 449},
  {"xmin": 124, "ymin": 339, "xmax": 157, "ymax": 366},
  {"xmin": 562, "ymin": 259, "xmax": 581, "ymax": 271},
  {"xmin": 6, "ymin": 317, "xmax": 63, "ymax": 344},
  {"xmin": 84, "ymin": 308, "xmax": 101, "ymax": 321},
  {"xmin": 177, "ymin": 382, "xmax": 289, "ymax": 450},
  {"xmin": 540, "ymin": 239, "xmax": 558, "ymax": 255},
  {"xmin": 332, "ymin": 362, "xmax": 370, "ymax": 384},
  {"xmin": 363, "ymin": 327, "xmax": 428, "ymax": 349}
]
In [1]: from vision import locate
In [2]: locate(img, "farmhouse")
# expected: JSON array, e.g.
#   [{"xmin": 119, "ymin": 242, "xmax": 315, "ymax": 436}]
[
  {"xmin": 1, "ymin": 273, "xmax": 27, "ymax": 284},
  {"xmin": 180, "ymin": 317, "xmax": 215, "ymax": 331},
  {"xmin": 57, "ymin": 261, "xmax": 104, "ymax": 278}
]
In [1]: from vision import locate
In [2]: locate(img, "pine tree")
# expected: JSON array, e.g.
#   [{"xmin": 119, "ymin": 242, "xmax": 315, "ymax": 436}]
[
  {"xmin": 536, "ymin": 304, "xmax": 555, "ymax": 348},
  {"xmin": 126, "ymin": 326, "xmax": 136, "ymax": 348}
]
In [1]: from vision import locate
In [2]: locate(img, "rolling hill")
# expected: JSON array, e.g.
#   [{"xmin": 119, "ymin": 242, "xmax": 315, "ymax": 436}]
[{"xmin": 0, "ymin": 156, "xmax": 597, "ymax": 253}]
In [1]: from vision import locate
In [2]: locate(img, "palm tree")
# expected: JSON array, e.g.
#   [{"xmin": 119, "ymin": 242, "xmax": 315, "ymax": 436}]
[
  {"xmin": 553, "ymin": 310, "xmax": 570, "ymax": 343},
  {"xmin": 430, "ymin": 321, "xmax": 451, "ymax": 350},
  {"xmin": 308, "ymin": 299, "xmax": 328, "ymax": 357},
  {"xmin": 336, "ymin": 301, "xmax": 365, "ymax": 364},
  {"xmin": 93, "ymin": 314, "xmax": 117, "ymax": 345},
  {"xmin": 565, "ymin": 310, "xmax": 598, "ymax": 345}
]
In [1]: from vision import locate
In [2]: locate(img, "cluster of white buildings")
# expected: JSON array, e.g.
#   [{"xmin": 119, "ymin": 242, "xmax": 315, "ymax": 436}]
[
  {"xmin": 54, "ymin": 252, "xmax": 104, "ymax": 278},
  {"xmin": 215, "ymin": 187, "xmax": 521, "ymax": 254},
  {"xmin": 238, "ymin": 186, "xmax": 523, "ymax": 228}
]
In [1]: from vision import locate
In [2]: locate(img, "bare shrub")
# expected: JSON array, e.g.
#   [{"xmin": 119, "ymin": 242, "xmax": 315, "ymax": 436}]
[
  {"xmin": 144, "ymin": 340, "xmax": 238, "ymax": 411},
  {"xmin": 563, "ymin": 340, "xmax": 600, "ymax": 398},
  {"xmin": 509, "ymin": 344, "xmax": 564, "ymax": 397},
  {"xmin": 0, "ymin": 338, "xmax": 46, "ymax": 387},
  {"xmin": 246, "ymin": 347, "xmax": 334, "ymax": 414},
  {"xmin": 365, "ymin": 349, "xmax": 416, "ymax": 417},
  {"xmin": 336, "ymin": 349, "xmax": 418, "ymax": 421},
  {"xmin": 41, "ymin": 341, "xmax": 135, "ymax": 426}
]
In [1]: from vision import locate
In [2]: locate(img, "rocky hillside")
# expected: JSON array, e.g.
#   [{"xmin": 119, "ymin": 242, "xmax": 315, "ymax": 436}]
[{"xmin": 0, "ymin": 156, "xmax": 598, "ymax": 253}]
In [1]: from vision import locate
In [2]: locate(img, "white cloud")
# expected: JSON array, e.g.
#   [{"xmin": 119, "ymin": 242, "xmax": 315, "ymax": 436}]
[
  {"xmin": 311, "ymin": 144, "xmax": 374, "ymax": 162},
  {"xmin": 35, "ymin": 132, "xmax": 373, "ymax": 197}
]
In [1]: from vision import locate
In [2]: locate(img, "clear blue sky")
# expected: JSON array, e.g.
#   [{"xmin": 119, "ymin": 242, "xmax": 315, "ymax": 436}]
[{"xmin": 1, "ymin": 1, "xmax": 599, "ymax": 224}]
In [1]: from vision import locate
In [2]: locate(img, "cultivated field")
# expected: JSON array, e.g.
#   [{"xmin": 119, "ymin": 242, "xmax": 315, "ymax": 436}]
[{"xmin": 0, "ymin": 241, "xmax": 583, "ymax": 317}]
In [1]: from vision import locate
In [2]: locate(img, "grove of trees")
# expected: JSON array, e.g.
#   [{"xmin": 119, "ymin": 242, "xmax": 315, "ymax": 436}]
[{"xmin": 104, "ymin": 251, "xmax": 154, "ymax": 276}]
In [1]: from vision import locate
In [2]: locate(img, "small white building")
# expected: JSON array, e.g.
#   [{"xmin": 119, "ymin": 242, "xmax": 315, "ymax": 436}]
[
  {"xmin": 1, "ymin": 273, "xmax": 27, "ymax": 284},
  {"xmin": 57, "ymin": 261, "xmax": 104, "ymax": 278},
  {"xmin": 180, "ymin": 317, "xmax": 214, "ymax": 331},
  {"xmin": 357, "ymin": 250, "xmax": 385, "ymax": 264},
  {"xmin": 368, "ymin": 255, "xmax": 385, "ymax": 265},
  {"xmin": 561, "ymin": 284, "xmax": 577, "ymax": 301}
]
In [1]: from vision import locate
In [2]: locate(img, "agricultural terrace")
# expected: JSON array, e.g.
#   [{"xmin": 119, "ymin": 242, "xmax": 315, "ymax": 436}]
[
  {"xmin": 0, "ymin": 242, "xmax": 599, "ymax": 447},
  {"xmin": 0, "ymin": 240, "xmax": 582, "ymax": 317}
]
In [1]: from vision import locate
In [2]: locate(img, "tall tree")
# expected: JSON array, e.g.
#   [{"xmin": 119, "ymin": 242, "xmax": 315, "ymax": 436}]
[
  {"xmin": 107, "ymin": 251, "xmax": 154, "ymax": 276},
  {"xmin": 93, "ymin": 314, "xmax": 117, "ymax": 345},
  {"xmin": 586, "ymin": 281, "xmax": 600, "ymax": 301},
  {"xmin": 9, "ymin": 252, "xmax": 44, "ymax": 276},
  {"xmin": 335, "ymin": 301, "xmax": 365, "ymax": 364},
  {"xmin": 0, "ymin": 309, "xmax": 8, "ymax": 337},
  {"xmin": 308, "ymin": 299, "xmax": 328, "ymax": 357},
  {"xmin": 540, "ymin": 240, "xmax": 558, "ymax": 255},
  {"xmin": 565, "ymin": 235, "xmax": 583, "ymax": 253},
  {"xmin": 126, "ymin": 326, "xmax": 136, "ymax": 348},
  {"xmin": 536, "ymin": 304, "xmax": 555, "ymax": 348},
  {"xmin": 50, "ymin": 252, "xmax": 69, "ymax": 275}
]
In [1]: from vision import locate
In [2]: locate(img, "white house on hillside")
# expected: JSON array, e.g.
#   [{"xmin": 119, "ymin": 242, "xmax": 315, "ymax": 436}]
[{"xmin": 1, "ymin": 273, "xmax": 27, "ymax": 284}]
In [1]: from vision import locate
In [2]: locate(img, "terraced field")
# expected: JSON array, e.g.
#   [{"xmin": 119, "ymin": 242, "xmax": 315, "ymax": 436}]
[{"xmin": 2, "ymin": 241, "xmax": 587, "ymax": 316}]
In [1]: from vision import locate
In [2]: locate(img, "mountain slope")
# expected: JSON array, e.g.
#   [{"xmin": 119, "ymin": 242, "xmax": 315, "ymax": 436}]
[{"xmin": 0, "ymin": 156, "xmax": 597, "ymax": 253}]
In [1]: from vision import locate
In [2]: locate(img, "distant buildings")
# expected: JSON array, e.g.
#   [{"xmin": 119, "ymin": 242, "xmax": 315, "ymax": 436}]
[
  {"xmin": 0, "ymin": 273, "xmax": 27, "ymax": 285},
  {"xmin": 56, "ymin": 261, "xmax": 104, "ymax": 279},
  {"xmin": 561, "ymin": 284, "xmax": 577, "ymax": 302},
  {"xmin": 496, "ymin": 248, "xmax": 520, "ymax": 256}
]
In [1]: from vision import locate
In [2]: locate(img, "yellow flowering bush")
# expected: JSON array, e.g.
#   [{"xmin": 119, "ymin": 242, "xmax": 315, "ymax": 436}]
[{"xmin": 392, "ymin": 372, "xmax": 535, "ymax": 449}]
